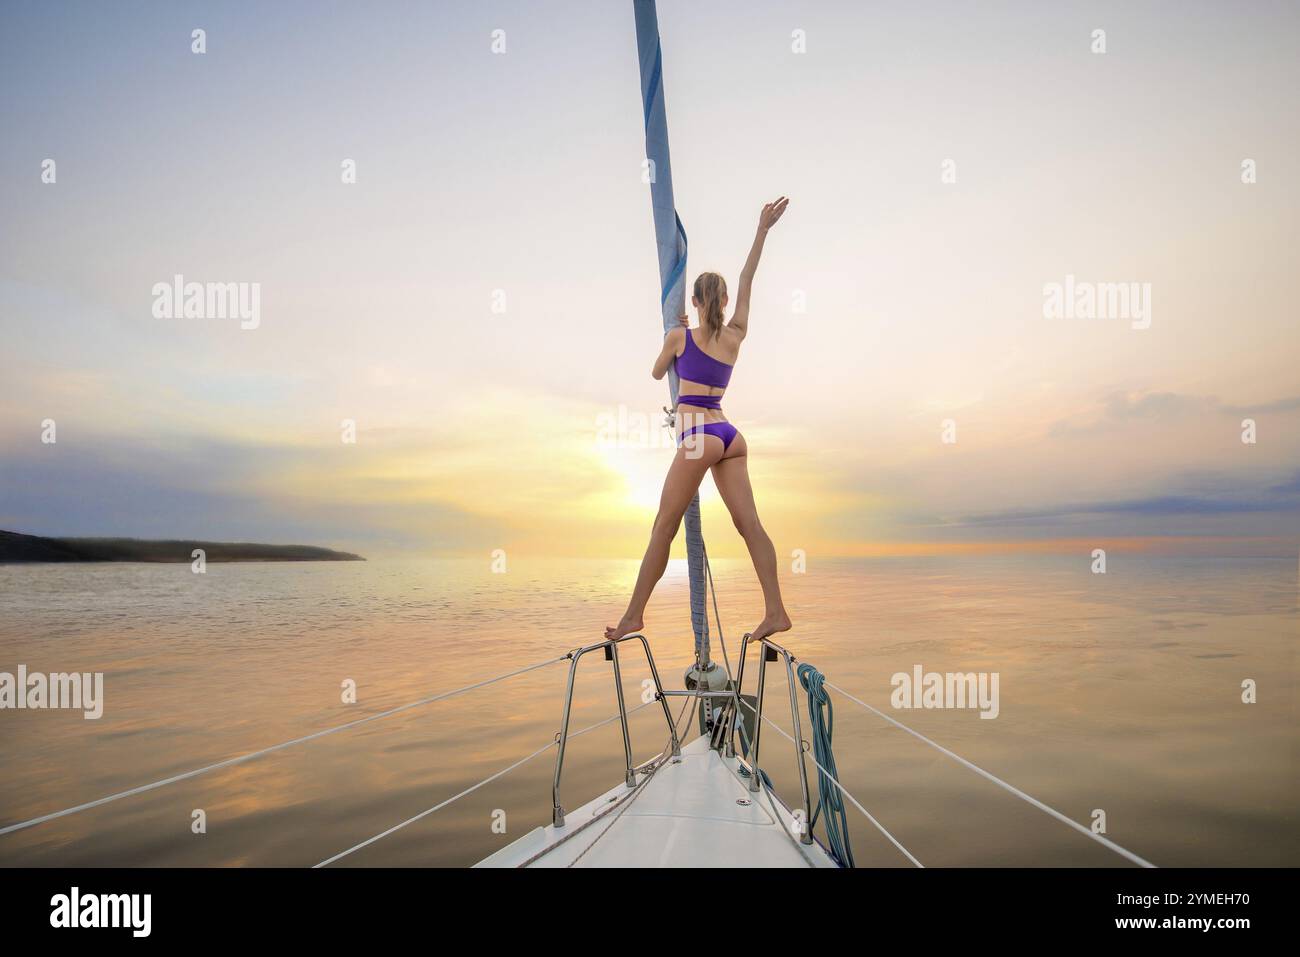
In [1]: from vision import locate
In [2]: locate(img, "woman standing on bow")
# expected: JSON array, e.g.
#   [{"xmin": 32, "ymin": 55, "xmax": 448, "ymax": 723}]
[{"xmin": 607, "ymin": 197, "xmax": 791, "ymax": 643}]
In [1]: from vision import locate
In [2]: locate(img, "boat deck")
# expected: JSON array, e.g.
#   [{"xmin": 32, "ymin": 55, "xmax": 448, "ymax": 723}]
[{"xmin": 476, "ymin": 734, "xmax": 839, "ymax": 868}]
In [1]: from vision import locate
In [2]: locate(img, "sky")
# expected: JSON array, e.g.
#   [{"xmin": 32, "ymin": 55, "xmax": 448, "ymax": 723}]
[{"xmin": 1, "ymin": 0, "xmax": 1297, "ymax": 559}]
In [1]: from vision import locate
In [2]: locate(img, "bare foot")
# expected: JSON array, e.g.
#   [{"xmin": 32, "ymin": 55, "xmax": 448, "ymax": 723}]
[
  {"xmin": 751, "ymin": 609, "xmax": 792, "ymax": 642},
  {"xmin": 604, "ymin": 615, "xmax": 643, "ymax": 640}
]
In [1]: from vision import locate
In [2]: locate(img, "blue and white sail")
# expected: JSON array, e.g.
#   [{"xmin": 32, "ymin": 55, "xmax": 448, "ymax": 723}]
[{"xmin": 633, "ymin": 0, "xmax": 710, "ymax": 667}]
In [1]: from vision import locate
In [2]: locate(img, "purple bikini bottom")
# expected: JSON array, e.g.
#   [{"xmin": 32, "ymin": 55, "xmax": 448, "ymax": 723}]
[
  {"xmin": 677, "ymin": 395, "xmax": 738, "ymax": 450},
  {"xmin": 679, "ymin": 421, "xmax": 739, "ymax": 451}
]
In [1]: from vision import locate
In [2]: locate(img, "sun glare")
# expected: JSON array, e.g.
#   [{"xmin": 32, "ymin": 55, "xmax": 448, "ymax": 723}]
[{"xmin": 595, "ymin": 444, "xmax": 673, "ymax": 516}]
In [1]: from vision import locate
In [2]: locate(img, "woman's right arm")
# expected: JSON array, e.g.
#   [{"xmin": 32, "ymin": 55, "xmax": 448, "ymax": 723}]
[
  {"xmin": 652, "ymin": 324, "xmax": 687, "ymax": 380},
  {"xmin": 729, "ymin": 196, "xmax": 788, "ymax": 339}
]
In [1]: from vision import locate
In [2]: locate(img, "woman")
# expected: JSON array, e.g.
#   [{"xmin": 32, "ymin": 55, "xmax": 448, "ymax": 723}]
[{"xmin": 607, "ymin": 197, "xmax": 791, "ymax": 642}]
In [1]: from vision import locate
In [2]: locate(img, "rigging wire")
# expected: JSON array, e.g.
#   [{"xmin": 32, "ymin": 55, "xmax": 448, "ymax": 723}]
[
  {"xmin": 824, "ymin": 680, "xmax": 1156, "ymax": 868},
  {"xmin": 318, "ymin": 699, "xmax": 661, "ymax": 868},
  {"xmin": 0, "ymin": 653, "xmax": 570, "ymax": 838}
]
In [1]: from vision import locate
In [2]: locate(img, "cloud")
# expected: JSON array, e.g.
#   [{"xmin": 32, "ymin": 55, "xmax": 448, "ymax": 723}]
[
  {"xmin": 936, "ymin": 469, "xmax": 1300, "ymax": 529},
  {"xmin": 1047, "ymin": 390, "xmax": 1300, "ymax": 438},
  {"xmin": 0, "ymin": 430, "xmax": 506, "ymax": 552},
  {"xmin": 1220, "ymin": 395, "xmax": 1300, "ymax": 416}
]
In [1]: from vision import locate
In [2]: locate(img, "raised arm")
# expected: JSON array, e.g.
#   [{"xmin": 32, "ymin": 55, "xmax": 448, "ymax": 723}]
[{"xmin": 728, "ymin": 196, "xmax": 789, "ymax": 339}]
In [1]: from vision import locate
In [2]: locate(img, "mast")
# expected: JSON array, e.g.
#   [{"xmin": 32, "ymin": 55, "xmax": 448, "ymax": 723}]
[{"xmin": 632, "ymin": 0, "xmax": 711, "ymax": 671}]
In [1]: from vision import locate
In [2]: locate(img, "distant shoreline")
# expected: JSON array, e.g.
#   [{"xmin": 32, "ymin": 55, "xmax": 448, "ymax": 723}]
[{"xmin": 0, "ymin": 530, "xmax": 364, "ymax": 564}]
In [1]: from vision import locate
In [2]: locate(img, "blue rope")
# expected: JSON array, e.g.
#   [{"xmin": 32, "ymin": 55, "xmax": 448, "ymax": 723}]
[{"xmin": 797, "ymin": 663, "xmax": 855, "ymax": 868}]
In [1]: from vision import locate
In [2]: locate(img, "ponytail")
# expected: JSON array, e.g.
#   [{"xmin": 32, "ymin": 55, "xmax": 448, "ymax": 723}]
[{"xmin": 692, "ymin": 272, "xmax": 728, "ymax": 339}]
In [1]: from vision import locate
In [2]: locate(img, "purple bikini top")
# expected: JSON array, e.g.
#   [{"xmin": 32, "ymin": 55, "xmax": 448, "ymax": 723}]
[{"xmin": 674, "ymin": 329, "xmax": 734, "ymax": 391}]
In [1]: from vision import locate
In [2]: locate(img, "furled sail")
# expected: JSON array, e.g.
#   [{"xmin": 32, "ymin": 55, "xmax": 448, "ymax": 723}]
[{"xmin": 632, "ymin": 0, "xmax": 710, "ymax": 667}]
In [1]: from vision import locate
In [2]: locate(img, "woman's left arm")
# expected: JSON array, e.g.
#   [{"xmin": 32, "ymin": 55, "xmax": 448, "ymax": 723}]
[{"xmin": 730, "ymin": 197, "xmax": 788, "ymax": 339}]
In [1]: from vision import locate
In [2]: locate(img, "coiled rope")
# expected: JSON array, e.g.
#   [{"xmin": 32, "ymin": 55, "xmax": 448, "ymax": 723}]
[{"xmin": 796, "ymin": 662, "xmax": 854, "ymax": 867}]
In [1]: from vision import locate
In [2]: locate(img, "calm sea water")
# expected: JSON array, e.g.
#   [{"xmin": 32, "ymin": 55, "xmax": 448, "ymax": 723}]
[{"xmin": 0, "ymin": 555, "xmax": 1295, "ymax": 867}]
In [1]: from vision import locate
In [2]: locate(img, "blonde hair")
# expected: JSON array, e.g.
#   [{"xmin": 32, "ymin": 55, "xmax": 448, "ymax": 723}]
[{"xmin": 693, "ymin": 272, "xmax": 727, "ymax": 338}]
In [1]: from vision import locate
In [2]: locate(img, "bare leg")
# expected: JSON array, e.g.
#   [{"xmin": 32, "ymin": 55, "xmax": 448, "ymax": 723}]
[
  {"xmin": 710, "ymin": 436, "xmax": 791, "ymax": 641},
  {"xmin": 605, "ymin": 435, "xmax": 724, "ymax": 639}
]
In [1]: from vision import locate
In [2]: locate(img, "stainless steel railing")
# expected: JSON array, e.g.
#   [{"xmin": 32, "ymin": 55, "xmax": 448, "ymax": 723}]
[
  {"xmin": 551, "ymin": 632, "xmax": 682, "ymax": 827},
  {"xmin": 550, "ymin": 631, "xmax": 813, "ymax": 847},
  {"xmin": 714, "ymin": 633, "xmax": 814, "ymax": 845}
]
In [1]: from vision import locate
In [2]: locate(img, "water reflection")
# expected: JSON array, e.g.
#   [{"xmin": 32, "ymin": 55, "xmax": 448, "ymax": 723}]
[{"xmin": 0, "ymin": 555, "xmax": 1294, "ymax": 866}]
